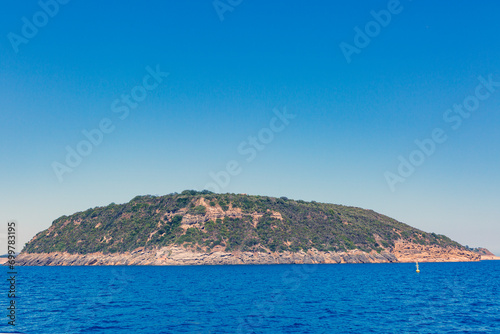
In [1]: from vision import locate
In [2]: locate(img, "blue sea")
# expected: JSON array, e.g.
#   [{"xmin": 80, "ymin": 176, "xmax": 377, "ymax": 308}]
[{"xmin": 1, "ymin": 261, "xmax": 499, "ymax": 333}]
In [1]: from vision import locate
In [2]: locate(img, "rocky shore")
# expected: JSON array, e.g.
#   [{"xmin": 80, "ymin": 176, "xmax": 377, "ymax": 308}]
[
  {"xmin": 391, "ymin": 241, "xmax": 480, "ymax": 262},
  {"xmin": 14, "ymin": 241, "xmax": 481, "ymax": 266}
]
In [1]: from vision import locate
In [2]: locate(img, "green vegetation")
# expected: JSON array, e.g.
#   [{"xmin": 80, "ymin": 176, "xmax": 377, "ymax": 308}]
[{"xmin": 23, "ymin": 191, "xmax": 464, "ymax": 255}]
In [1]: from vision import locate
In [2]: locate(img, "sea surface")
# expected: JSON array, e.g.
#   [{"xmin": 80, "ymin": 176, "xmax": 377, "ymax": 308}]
[{"xmin": 1, "ymin": 261, "xmax": 499, "ymax": 333}]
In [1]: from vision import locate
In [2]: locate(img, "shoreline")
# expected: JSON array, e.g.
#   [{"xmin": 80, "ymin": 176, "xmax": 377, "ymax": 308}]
[{"xmin": 13, "ymin": 242, "xmax": 481, "ymax": 266}]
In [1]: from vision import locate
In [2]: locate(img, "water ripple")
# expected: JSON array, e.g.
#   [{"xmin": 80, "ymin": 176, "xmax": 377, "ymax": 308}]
[{"xmin": 0, "ymin": 262, "xmax": 499, "ymax": 333}]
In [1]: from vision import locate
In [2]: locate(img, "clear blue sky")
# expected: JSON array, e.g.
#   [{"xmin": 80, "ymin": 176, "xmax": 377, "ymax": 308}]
[{"xmin": 1, "ymin": 0, "xmax": 499, "ymax": 254}]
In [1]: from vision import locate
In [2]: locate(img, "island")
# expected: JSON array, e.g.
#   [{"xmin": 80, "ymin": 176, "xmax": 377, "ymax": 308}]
[{"xmin": 16, "ymin": 190, "xmax": 494, "ymax": 266}]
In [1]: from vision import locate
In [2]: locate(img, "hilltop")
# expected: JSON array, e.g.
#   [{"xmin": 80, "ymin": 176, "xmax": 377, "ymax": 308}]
[{"xmin": 18, "ymin": 191, "xmax": 480, "ymax": 265}]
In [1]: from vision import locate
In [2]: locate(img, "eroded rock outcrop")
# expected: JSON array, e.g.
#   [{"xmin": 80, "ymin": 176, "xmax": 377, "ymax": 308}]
[
  {"xmin": 15, "ymin": 242, "xmax": 481, "ymax": 267},
  {"xmin": 391, "ymin": 241, "xmax": 480, "ymax": 262}
]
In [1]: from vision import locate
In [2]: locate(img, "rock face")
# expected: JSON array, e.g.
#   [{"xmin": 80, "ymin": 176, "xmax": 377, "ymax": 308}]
[
  {"xmin": 15, "ymin": 248, "xmax": 396, "ymax": 266},
  {"xmin": 15, "ymin": 241, "xmax": 480, "ymax": 266},
  {"xmin": 391, "ymin": 241, "xmax": 480, "ymax": 262}
]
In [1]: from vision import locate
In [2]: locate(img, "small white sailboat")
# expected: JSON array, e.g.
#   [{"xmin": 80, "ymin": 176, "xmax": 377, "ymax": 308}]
[{"xmin": 416, "ymin": 261, "xmax": 420, "ymax": 273}]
